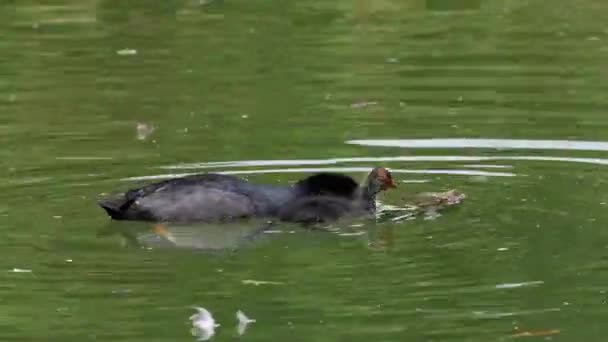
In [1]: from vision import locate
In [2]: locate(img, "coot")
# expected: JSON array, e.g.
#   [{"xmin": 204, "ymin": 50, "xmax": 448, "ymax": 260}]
[{"xmin": 98, "ymin": 167, "xmax": 394, "ymax": 223}]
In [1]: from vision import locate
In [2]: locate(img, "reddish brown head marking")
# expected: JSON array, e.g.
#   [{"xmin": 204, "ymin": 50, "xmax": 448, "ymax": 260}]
[{"xmin": 372, "ymin": 167, "xmax": 396, "ymax": 190}]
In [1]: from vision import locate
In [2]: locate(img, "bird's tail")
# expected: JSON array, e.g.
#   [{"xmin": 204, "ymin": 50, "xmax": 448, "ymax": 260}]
[{"xmin": 98, "ymin": 197, "xmax": 131, "ymax": 220}]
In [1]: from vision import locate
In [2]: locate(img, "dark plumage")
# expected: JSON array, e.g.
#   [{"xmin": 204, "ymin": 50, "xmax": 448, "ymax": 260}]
[
  {"xmin": 99, "ymin": 173, "xmax": 286, "ymax": 222},
  {"xmin": 98, "ymin": 167, "xmax": 395, "ymax": 223},
  {"xmin": 277, "ymin": 196, "xmax": 355, "ymax": 224},
  {"xmin": 278, "ymin": 167, "xmax": 396, "ymax": 224}
]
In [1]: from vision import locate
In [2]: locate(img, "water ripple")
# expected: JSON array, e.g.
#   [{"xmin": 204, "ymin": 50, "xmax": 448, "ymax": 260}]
[
  {"xmin": 347, "ymin": 138, "xmax": 608, "ymax": 151},
  {"xmin": 160, "ymin": 155, "xmax": 608, "ymax": 170},
  {"xmin": 122, "ymin": 167, "xmax": 515, "ymax": 182}
]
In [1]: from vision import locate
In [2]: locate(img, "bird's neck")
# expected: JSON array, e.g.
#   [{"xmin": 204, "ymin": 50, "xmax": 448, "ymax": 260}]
[{"xmin": 358, "ymin": 181, "xmax": 378, "ymax": 211}]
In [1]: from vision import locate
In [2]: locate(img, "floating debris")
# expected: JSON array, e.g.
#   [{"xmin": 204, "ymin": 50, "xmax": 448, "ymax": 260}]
[
  {"xmin": 495, "ymin": 281, "xmax": 544, "ymax": 289},
  {"xmin": 337, "ymin": 232, "xmax": 366, "ymax": 236},
  {"xmin": 351, "ymin": 101, "xmax": 377, "ymax": 109},
  {"xmin": 380, "ymin": 189, "xmax": 467, "ymax": 222},
  {"xmin": 190, "ymin": 307, "xmax": 218, "ymax": 341},
  {"xmin": 116, "ymin": 48, "xmax": 138, "ymax": 56},
  {"xmin": 414, "ymin": 189, "xmax": 466, "ymax": 209},
  {"xmin": 236, "ymin": 310, "xmax": 256, "ymax": 335},
  {"xmin": 263, "ymin": 230, "xmax": 284, "ymax": 234},
  {"xmin": 10, "ymin": 268, "xmax": 32, "ymax": 273},
  {"xmin": 241, "ymin": 279, "xmax": 284, "ymax": 286},
  {"xmin": 136, "ymin": 122, "xmax": 155, "ymax": 141}
]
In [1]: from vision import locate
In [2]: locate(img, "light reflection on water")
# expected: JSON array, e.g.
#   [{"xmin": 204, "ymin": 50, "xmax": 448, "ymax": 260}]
[
  {"xmin": 99, "ymin": 221, "xmax": 272, "ymax": 251},
  {"xmin": 347, "ymin": 138, "xmax": 608, "ymax": 151},
  {"xmin": 159, "ymin": 154, "xmax": 608, "ymax": 170},
  {"xmin": 122, "ymin": 166, "xmax": 516, "ymax": 182}
]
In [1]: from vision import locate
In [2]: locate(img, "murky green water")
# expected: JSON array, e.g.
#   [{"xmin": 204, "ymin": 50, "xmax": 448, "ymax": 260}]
[{"xmin": 2, "ymin": 0, "xmax": 608, "ymax": 341}]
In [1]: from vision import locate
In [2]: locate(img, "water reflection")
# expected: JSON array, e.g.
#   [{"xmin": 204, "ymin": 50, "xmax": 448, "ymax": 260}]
[
  {"xmin": 96, "ymin": 215, "xmax": 411, "ymax": 253},
  {"xmin": 98, "ymin": 220, "xmax": 271, "ymax": 250}
]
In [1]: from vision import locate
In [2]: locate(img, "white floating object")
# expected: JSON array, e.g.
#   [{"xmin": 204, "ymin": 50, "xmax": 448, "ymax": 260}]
[
  {"xmin": 10, "ymin": 268, "xmax": 32, "ymax": 273},
  {"xmin": 241, "ymin": 279, "xmax": 284, "ymax": 286},
  {"xmin": 351, "ymin": 101, "xmax": 377, "ymax": 108},
  {"xmin": 495, "ymin": 280, "xmax": 544, "ymax": 289},
  {"xmin": 236, "ymin": 310, "xmax": 256, "ymax": 335},
  {"xmin": 337, "ymin": 232, "xmax": 366, "ymax": 236},
  {"xmin": 190, "ymin": 307, "xmax": 218, "ymax": 341},
  {"xmin": 136, "ymin": 122, "xmax": 155, "ymax": 140},
  {"xmin": 116, "ymin": 48, "xmax": 137, "ymax": 56}
]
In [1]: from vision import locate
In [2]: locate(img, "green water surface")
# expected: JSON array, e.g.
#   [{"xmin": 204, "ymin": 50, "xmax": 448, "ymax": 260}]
[{"xmin": 2, "ymin": 0, "xmax": 608, "ymax": 341}]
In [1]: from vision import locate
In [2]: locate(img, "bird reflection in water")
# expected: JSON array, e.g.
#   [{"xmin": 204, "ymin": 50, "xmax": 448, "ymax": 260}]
[{"xmin": 98, "ymin": 219, "xmax": 272, "ymax": 251}]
